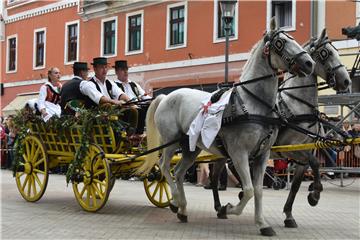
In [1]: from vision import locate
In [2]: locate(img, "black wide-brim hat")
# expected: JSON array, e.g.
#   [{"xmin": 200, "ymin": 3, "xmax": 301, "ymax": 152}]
[
  {"xmin": 91, "ymin": 57, "xmax": 109, "ymax": 66},
  {"xmin": 73, "ymin": 62, "xmax": 90, "ymax": 70},
  {"xmin": 113, "ymin": 60, "xmax": 128, "ymax": 69}
]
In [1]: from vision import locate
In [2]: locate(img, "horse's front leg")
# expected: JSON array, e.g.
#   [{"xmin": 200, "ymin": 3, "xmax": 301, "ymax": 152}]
[
  {"xmin": 222, "ymin": 153, "xmax": 254, "ymax": 218},
  {"xmin": 210, "ymin": 158, "xmax": 227, "ymax": 217},
  {"xmin": 252, "ymin": 152, "xmax": 276, "ymax": 236},
  {"xmin": 173, "ymin": 142, "xmax": 201, "ymax": 222},
  {"xmin": 307, "ymin": 153, "xmax": 323, "ymax": 206},
  {"xmin": 283, "ymin": 163, "xmax": 306, "ymax": 228}
]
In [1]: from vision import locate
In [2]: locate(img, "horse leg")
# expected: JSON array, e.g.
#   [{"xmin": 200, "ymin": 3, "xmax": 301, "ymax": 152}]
[
  {"xmin": 307, "ymin": 154, "xmax": 323, "ymax": 206},
  {"xmin": 173, "ymin": 141, "xmax": 201, "ymax": 222},
  {"xmin": 159, "ymin": 144, "xmax": 180, "ymax": 212},
  {"xmin": 252, "ymin": 153, "xmax": 276, "ymax": 236},
  {"xmin": 211, "ymin": 158, "xmax": 227, "ymax": 218},
  {"xmin": 222, "ymin": 153, "xmax": 253, "ymax": 218},
  {"xmin": 283, "ymin": 163, "xmax": 306, "ymax": 228}
]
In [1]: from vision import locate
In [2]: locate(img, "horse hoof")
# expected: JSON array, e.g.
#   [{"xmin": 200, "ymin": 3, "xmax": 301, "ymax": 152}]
[
  {"xmin": 284, "ymin": 219, "xmax": 298, "ymax": 228},
  {"xmin": 307, "ymin": 193, "xmax": 318, "ymax": 206},
  {"xmin": 238, "ymin": 191, "xmax": 244, "ymax": 200},
  {"xmin": 177, "ymin": 213, "xmax": 188, "ymax": 223},
  {"xmin": 260, "ymin": 227, "xmax": 276, "ymax": 236},
  {"xmin": 169, "ymin": 203, "xmax": 178, "ymax": 213},
  {"xmin": 308, "ymin": 183, "xmax": 314, "ymax": 192},
  {"xmin": 217, "ymin": 205, "xmax": 228, "ymax": 219}
]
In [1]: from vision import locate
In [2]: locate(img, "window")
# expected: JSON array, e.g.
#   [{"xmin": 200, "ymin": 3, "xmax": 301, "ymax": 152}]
[
  {"xmin": 101, "ymin": 16, "xmax": 117, "ymax": 57},
  {"xmin": 35, "ymin": 31, "xmax": 45, "ymax": 67},
  {"xmin": 125, "ymin": 10, "xmax": 143, "ymax": 55},
  {"xmin": 33, "ymin": 28, "xmax": 46, "ymax": 69},
  {"xmin": 7, "ymin": 34, "xmax": 17, "ymax": 73},
  {"xmin": 213, "ymin": 0, "xmax": 238, "ymax": 43},
  {"xmin": 170, "ymin": 6, "xmax": 184, "ymax": 45},
  {"xmin": 166, "ymin": 2, "xmax": 187, "ymax": 50},
  {"xmin": 67, "ymin": 24, "xmax": 77, "ymax": 62},
  {"xmin": 267, "ymin": 0, "xmax": 296, "ymax": 31},
  {"xmin": 128, "ymin": 14, "xmax": 141, "ymax": 51}
]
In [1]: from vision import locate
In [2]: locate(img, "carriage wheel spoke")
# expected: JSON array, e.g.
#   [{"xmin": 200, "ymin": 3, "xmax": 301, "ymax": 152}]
[
  {"xmin": 93, "ymin": 179, "xmax": 106, "ymax": 187},
  {"xmin": 33, "ymin": 168, "xmax": 45, "ymax": 174},
  {"xmin": 159, "ymin": 184, "xmax": 164, "ymax": 203},
  {"xmin": 151, "ymin": 183, "xmax": 160, "ymax": 199},
  {"xmin": 34, "ymin": 158, "xmax": 45, "ymax": 167},
  {"xmin": 90, "ymin": 186, "xmax": 97, "ymax": 208},
  {"xmin": 33, "ymin": 173, "xmax": 43, "ymax": 190},
  {"xmin": 86, "ymin": 186, "xmax": 90, "ymax": 205},
  {"xmin": 31, "ymin": 175, "xmax": 37, "ymax": 196},
  {"xmin": 22, "ymin": 154, "xmax": 28, "ymax": 162},
  {"xmin": 17, "ymin": 172, "xmax": 25, "ymax": 178},
  {"xmin": 30, "ymin": 140, "xmax": 36, "ymax": 160},
  {"xmin": 147, "ymin": 180, "xmax": 156, "ymax": 189},
  {"xmin": 32, "ymin": 146, "xmax": 41, "ymax": 163},
  {"xmin": 25, "ymin": 141, "xmax": 31, "ymax": 161},
  {"xmin": 22, "ymin": 175, "xmax": 30, "ymax": 191},
  {"xmin": 93, "ymin": 183, "xmax": 104, "ymax": 199},
  {"xmin": 27, "ymin": 175, "xmax": 32, "ymax": 196},
  {"xmin": 79, "ymin": 185, "xmax": 86, "ymax": 198},
  {"xmin": 93, "ymin": 169, "xmax": 105, "ymax": 177}
]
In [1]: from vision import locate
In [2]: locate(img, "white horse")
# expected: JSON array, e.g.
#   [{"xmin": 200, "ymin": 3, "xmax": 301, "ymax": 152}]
[
  {"xmin": 138, "ymin": 19, "xmax": 314, "ymax": 236},
  {"xmin": 273, "ymin": 28, "xmax": 351, "ymax": 228}
]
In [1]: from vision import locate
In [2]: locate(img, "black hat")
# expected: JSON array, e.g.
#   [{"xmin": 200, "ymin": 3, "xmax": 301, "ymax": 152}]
[
  {"xmin": 91, "ymin": 57, "xmax": 108, "ymax": 66},
  {"xmin": 73, "ymin": 62, "xmax": 89, "ymax": 70},
  {"xmin": 113, "ymin": 60, "xmax": 128, "ymax": 70}
]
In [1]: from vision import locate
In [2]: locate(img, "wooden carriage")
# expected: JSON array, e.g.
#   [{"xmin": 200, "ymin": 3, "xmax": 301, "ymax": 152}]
[{"xmin": 14, "ymin": 116, "xmax": 220, "ymax": 212}]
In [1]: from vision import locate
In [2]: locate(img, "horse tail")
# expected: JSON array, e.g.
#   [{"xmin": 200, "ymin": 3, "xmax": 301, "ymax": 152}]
[{"xmin": 135, "ymin": 94, "xmax": 166, "ymax": 175}]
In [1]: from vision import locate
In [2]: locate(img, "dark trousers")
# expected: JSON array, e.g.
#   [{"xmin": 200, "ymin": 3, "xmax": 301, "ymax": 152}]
[
  {"xmin": 136, "ymin": 105, "xmax": 149, "ymax": 134},
  {"xmin": 209, "ymin": 163, "xmax": 228, "ymax": 186}
]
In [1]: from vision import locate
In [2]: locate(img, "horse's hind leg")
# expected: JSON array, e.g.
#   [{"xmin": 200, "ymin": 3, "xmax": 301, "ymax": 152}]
[
  {"xmin": 307, "ymin": 154, "xmax": 323, "ymax": 206},
  {"xmin": 159, "ymin": 143, "xmax": 180, "ymax": 212},
  {"xmin": 174, "ymin": 140, "xmax": 201, "ymax": 222},
  {"xmin": 252, "ymin": 152, "xmax": 276, "ymax": 236},
  {"xmin": 283, "ymin": 163, "xmax": 306, "ymax": 228}
]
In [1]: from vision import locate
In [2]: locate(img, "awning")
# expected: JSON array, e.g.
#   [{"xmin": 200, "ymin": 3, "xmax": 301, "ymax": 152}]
[{"xmin": 2, "ymin": 93, "xmax": 38, "ymax": 116}]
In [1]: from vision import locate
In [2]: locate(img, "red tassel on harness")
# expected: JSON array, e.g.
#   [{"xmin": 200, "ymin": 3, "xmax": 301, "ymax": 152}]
[{"xmin": 203, "ymin": 101, "xmax": 212, "ymax": 114}]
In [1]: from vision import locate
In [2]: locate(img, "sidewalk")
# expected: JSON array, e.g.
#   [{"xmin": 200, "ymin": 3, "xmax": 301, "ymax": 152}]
[{"xmin": 1, "ymin": 169, "xmax": 359, "ymax": 239}]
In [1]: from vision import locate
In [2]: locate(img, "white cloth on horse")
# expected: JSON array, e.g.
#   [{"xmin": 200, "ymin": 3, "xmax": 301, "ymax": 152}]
[{"xmin": 187, "ymin": 89, "xmax": 232, "ymax": 151}]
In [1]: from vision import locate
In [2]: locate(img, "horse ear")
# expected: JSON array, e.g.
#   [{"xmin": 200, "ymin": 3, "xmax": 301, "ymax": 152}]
[
  {"xmin": 319, "ymin": 28, "xmax": 328, "ymax": 40},
  {"xmin": 270, "ymin": 17, "xmax": 277, "ymax": 31}
]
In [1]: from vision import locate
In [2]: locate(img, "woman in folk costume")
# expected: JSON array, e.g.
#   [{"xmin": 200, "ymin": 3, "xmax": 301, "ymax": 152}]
[{"xmin": 38, "ymin": 67, "xmax": 62, "ymax": 121}]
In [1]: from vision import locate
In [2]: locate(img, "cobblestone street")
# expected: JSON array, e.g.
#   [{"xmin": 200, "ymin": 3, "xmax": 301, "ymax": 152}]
[{"xmin": 1, "ymin": 170, "xmax": 359, "ymax": 239}]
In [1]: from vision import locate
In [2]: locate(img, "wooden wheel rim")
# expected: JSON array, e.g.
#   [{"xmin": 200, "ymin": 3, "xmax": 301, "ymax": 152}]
[
  {"xmin": 72, "ymin": 144, "xmax": 110, "ymax": 212},
  {"xmin": 15, "ymin": 135, "xmax": 48, "ymax": 202},
  {"xmin": 143, "ymin": 165, "xmax": 172, "ymax": 208}
]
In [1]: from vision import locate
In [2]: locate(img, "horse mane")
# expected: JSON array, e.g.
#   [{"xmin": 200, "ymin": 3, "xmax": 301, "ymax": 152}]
[{"xmin": 240, "ymin": 40, "xmax": 263, "ymax": 80}]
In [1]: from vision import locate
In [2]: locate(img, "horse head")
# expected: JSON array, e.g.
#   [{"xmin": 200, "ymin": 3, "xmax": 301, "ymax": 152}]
[
  {"xmin": 308, "ymin": 28, "xmax": 351, "ymax": 92},
  {"xmin": 263, "ymin": 17, "xmax": 314, "ymax": 77}
]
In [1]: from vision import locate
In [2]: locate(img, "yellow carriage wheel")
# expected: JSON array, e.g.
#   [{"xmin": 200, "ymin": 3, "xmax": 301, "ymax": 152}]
[
  {"xmin": 15, "ymin": 135, "xmax": 49, "ymax": 202},
  {"xmin": 72, "ymin": 144, "xmax": 111, "ymax": 212},
  {"xmin": 143, "ymin": 164, "xmax": 172, "ymax": 208}
]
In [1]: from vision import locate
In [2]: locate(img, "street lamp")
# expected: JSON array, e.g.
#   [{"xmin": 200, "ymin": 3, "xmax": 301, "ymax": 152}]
[{"xmin": 220, "ymin": 0, "xmax": 236, "ymax": 85}]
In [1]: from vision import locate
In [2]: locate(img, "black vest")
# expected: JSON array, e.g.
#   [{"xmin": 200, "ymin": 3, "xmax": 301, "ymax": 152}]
[
  {"xmin": 89, "ymin": 78, "xmax": 114, "ymax": 99},
  {"xmin": 60, "ymin": 77, "xmax": 97, "ymax": 112},
  {"xmin": 115, "ymin": 81, "xmax": 140, "ymax": 99}
]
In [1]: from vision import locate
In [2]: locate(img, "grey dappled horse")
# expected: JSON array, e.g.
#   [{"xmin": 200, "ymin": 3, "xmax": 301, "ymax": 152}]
[
  {"xmin": 138, "ymin": 19, "xmax": 314, "ymax": 236},
  {"xmin": 273, "ymin": 29, "xmax": 351, "ymax": 228},
  {"xmin": 208, "ymin": 29, "xmax": 351, "ymax": 228}
]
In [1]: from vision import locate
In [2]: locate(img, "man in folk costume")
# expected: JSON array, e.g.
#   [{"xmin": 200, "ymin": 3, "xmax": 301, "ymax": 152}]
[
  {"xmin": 60, "ymin": 62, "xmax": 91, "ymax": 114},
  {"xmin": 113, "ymin": 60, "xmax": 150, "ymax": 137},
  {"xmin": 38, "ymin": 67, "xmax": 62, "ymax": 122},
  {"xmin": 81, "ymin": 57, "xmax": 138, "ymax": 135}
]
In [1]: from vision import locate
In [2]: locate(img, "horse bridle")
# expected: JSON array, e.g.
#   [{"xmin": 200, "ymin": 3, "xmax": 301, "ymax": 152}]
[
  {"xmin": 309, "ymin": 39, "xmax": 345, "ymax": 88},
  {"xmin": 264, "ymin": 30, "xmax": 308, "ymax": 73}
]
